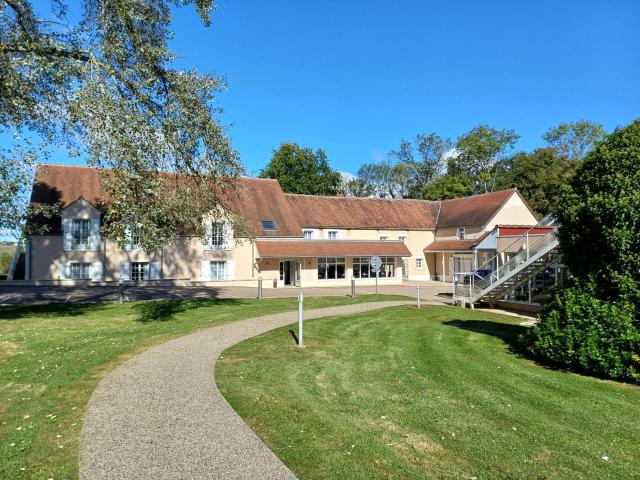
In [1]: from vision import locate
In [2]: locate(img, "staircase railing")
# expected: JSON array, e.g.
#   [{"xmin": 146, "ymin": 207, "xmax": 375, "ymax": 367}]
[{"xmin": 454, "ymin": 215, "xmax": 559, "ymax": 302}]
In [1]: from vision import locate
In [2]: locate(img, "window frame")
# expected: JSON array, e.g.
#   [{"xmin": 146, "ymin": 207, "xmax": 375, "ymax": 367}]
[
  {"xmin": 70, "ymin": 262, "xmax": 91, "ymax": 280},
  {"xmin": 71, "ymin": 219, "xmax": 90, "ymax": 250},
  {"xmin": 131, "ymin": 262, "xmax": 150, "ymax": 282},
  {"xmin": 415, "ymin": 257, "xmax": 424, "ymax": 270},
  {"xmin": 260, "ymin": 219, "xmax": 277, "ymax": 231},
  {"xmin": 211, "ymin": 222, "xmax": 225, "ymax": 249},
  {"xmin": 317, "ymin": 257, "xmax": 345, "ymax": 280},
  {"xmin": 327, "ymin": 230, "xmax": 338, "ymax": 240},
  {"xmin": 210, "ymin": 261, "xmax": 226, "ymax": 281},
  {"xmin": 379, "ymin": 235, "xmax": 388, "ymax": 241},
  {"xmin": 457, "ymin": 227, "xmax": 466, "ymax": 240},
  {"xmin": 303, "ymin": 230, "xmax": 314, "ymax": 240}
]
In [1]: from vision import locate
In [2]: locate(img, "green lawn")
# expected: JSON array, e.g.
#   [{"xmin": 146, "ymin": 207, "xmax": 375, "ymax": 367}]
[
  {"xmin": 217, "ymin": 305, "xmax": 640, "ymax": 480},
  {"xmin": 0, "ymin": 294, "xmax": 406, "ymax": 480}
]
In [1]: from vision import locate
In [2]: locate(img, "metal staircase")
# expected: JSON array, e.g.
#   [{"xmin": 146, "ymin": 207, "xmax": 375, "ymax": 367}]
[{"xmin": 453, "ymin": 217, "xmax": 560, "ymax": 307}]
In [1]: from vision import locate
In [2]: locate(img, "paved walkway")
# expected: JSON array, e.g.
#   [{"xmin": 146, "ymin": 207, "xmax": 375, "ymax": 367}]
[
  {"xmin": 0, "ymin": 281, "xmax": 452, "ymax": 305},
  {"xmin": 79, "ymin": 300, "xmax": 413, "ymax": 480}
]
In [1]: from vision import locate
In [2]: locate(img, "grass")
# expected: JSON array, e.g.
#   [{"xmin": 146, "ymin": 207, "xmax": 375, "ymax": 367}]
[
  {"xmin": 217, "ymin": 305, "xmax": 640, "ymax": 480},
  {"xmin": 0, "ymin": 294, "xmax": 407, "ymax": 480},
  {"xmin": 0, "ymin": 244, "xmax": 15, "ymax": 276}
]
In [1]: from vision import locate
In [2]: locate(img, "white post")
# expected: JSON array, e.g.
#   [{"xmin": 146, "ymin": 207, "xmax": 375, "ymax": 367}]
[
  {"xmin": 375, "ymin": 269, "xmax": 379, "ymax": 295},
  {"xmin": 297, "ymin": 292, "xmax": 304, "ymax": 347},
  {"xmin": 416, "ymin": 285, "xmax": 421, "ymax": 309},
  {"xmin": 526, "ymin": 233, "xmax": 530, "ymax": 261}
]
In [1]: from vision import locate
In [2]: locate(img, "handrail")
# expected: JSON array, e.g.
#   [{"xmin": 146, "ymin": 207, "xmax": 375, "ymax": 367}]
[
  {"xmin": 473, "ymin": 214, "xmax": 557, "ymax": 274},
  {"xmin": 7, "ymin": 240, "xmax": 23, "ymax": 281}
]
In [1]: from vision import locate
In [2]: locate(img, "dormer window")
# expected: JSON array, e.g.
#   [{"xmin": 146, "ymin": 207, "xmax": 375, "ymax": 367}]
[
  {"xmin": 211, "ymin": 222, "xmax": 224, "ymax": 249},
  {"xmin": 261, "ymin": 219, "xmax": 276, "ymax": 230},
  {"xmin": 327, "ymin": 230, "xmax": 338, "ymax": 240},
  {"xmin": 303, "ymin": 230, "xmax": 313, "ymax": 239},
  {"xmin": 457, "ymin": 227, "xmax": 466, "ymax": 240}
]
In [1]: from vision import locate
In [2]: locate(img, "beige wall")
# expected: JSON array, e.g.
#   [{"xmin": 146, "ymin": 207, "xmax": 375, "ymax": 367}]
[
  {"xmin": 486, "ymin": 193, "xmax": 537, "ymax": 230},
  {"xmin": 435, "ymin": 225, "xmax": 486, "ymax": 241}
]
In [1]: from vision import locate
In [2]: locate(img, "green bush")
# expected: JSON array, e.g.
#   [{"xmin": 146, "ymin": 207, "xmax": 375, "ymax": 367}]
[{"xmin": 525, "ymin": 280, "xmax": 640, "ymax": 383}]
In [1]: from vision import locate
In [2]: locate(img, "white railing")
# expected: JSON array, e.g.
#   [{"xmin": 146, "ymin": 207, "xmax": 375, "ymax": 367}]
[{"xmin": 453, "ymin": 216, "xmax": 559, "ymax": 302}]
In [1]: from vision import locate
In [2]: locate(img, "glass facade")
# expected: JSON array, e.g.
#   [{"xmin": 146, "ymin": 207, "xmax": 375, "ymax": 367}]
[
  {"xmin": 317, "ymin": 257, "xmax": 345, "ymax": 280},
  {"xmin": 353, "ymin": 256, "xmax": 395, "ymax": 278}
]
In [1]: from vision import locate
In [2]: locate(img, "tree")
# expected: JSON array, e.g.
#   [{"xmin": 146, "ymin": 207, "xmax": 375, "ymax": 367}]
[
  {"xmin": 497, "ymin": 147, "xmax": 578, "ymax": 217},
  {"xmin": 523, "ymin": 120, "xmax": 640, "ymax": 383},
  {"xmin": 0, "ymin": 0, "xmax": 242, "ymax": 251},
  {"xmin": 542, "ymin": 120, "xmax": 606, "ymax": 162},
  {"xmin": 353, "ymin": 132, "xmax": 451, "ymax": 199},
  {"xmin": 449, "ymin": 125, "xmax": 520, "ymax": 194},
  {"xmin": 259, "ymin": 143, "xmax": 342, "ymax": 195},
  {"xmin": 421, "ymin": 173, "xmax": 473, "ymax": 200},
  {"xmin": 388, "ymin": 133, "xmax": 452, "ymax": 197}
]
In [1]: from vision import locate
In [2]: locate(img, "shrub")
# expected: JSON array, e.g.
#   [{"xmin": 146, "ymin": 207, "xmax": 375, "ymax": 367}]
[{"xmin": 524, "ymin": 280, "xmax": 640, "ymax": 383}]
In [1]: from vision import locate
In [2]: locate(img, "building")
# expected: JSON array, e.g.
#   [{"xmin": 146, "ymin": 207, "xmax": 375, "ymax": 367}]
[{"xmin": 24, "ymin": 164, "xmax": 542, "ymax": 291}]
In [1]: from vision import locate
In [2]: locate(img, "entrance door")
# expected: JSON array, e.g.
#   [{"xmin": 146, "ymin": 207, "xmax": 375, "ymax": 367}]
[
  {"xmin": 293, "ymin": 261, "xmax": 301, "ymax": 287},
  {"xmin": 282, "ymin": 261, "xmax": 292, "ymax": 285}
]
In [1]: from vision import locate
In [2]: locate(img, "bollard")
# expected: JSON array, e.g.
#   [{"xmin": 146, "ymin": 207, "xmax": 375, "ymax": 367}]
[
  {"xmin": 297, "ymin": 292, "xmax": 304, "ymax": 347},
  {"xmin": 351, "ymin": 278, "xmax": 356, "ymax": 297},
  {"xmin": 118, "ymin": 279, "xmax": 125, "ymax": 304},
  {"xmin": 416, "ymin": 285, "xmax": 421, "ymax": 309},
  {"xmin": 257, "ymin": 277, "xmax": 263, "ymax": 299}
]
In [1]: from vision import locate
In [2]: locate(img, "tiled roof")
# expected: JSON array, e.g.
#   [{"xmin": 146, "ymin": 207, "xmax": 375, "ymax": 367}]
[
  {"xmin": 286, "ymin": 194, "xmax": 439, "ymax": 230},
  {"xmin": 255, "ymin": 240, "xmax": 411, "ymax": 258},
  {"xmin": 30, "ymin": 165, "xmax": 302, "ymax": 237},
  {"xmin": 424, "ymin": 238, "xmax": 483, "ymax": 252},
  {"xmin": 436, "ymin": 189, "xmax": 517, "ymax": 228}
]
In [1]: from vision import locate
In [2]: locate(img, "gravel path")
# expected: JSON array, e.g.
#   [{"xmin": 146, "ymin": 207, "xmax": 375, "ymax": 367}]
[{"xmin": 79, "ymin": 300, "xmax": 412, "ymax": 480}]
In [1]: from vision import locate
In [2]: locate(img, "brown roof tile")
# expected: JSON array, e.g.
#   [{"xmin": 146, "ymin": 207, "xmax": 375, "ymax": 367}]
[
  {"xmin": 423, "ymin": 239, "xmax": 478, "ymax": 252},
  {"xmin": 286, "ymin": 194, "xmax": 439, "ymax": 230},
  {"xmin": 30, "ymin": 164, "xmax": 302, "ymax": 237},
  {"xmin": 436, "ymin": 189, "xmax": 517, "ymax": 228},
  {"xmin": 256, "ymin": 240, "xmax": 411, "ymax": 258}
]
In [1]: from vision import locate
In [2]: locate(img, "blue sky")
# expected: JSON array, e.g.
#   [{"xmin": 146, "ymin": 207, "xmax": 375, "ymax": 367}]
[{"xmin": 7, "ymin": 0, "xmax": 640, "ymax": 176}]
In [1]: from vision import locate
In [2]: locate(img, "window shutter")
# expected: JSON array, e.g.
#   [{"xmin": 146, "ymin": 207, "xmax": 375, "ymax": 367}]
[
  {"xmin": 202, "ymin": 221, "xmax": 212, "ymax": 250},
  {"xmin": 223, "ymin": 223, "xmax": 235, "ymax": 250},
  {"xmin": 63, "ymin": 217, "xmax": 72, "ymax": 251},
  {"xmin": 149, "ymin": 262, "xmax": 161, "ymax": 280},
  {"xmin": 200, "ymin": 260, "xmax": 211, "ymax": 281},
  {"xmin": 226, "ymin": 260, "xmax": 236, "ymax": 280},
  {"xmin": 59, "ymin": 262, "xmax": 70, "ymax": 280},
  {"xmin": 124, "ymin": 226, "xmax": 133, "ymax": 251},
  {"xmin": 120, "ymin": 262, "xmax": 131, "ymax": 281},
  {"xmin": 91, "ymin": 262, "xmax": 103, "ymax": 282},
  {"xmin": 89, "ymin": 218, "xmax": 101, "ymax": 250}
]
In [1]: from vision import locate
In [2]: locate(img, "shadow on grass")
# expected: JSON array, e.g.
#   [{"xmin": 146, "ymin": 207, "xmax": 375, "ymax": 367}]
[
  {"xmin": 0, "ymin": 302, "xmax": 109, "ymax": 320},
  {"xmin": 444, "ymin": 319, "xmax": 529, "ymax": 355},
  {"xmin": 133, "ymin": 298, "xmax": 243, "ymax": 322}
]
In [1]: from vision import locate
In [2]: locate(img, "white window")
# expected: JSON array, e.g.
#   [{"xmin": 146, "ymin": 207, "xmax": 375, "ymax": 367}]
[
  {"xmin": 210, "ymin": 261, "xmax": 225, "ymax": 281},
  {"xmin": 70, "ymin": 263, "xmax": 91, "ymax": 280},
  {"xmin": 416, "ymin": 258, "xmax": 424, "ymax": 269},
  {"xmin": 399, "ymin": 236, "xmax": 407, "ymax": 243},
  {"xmin": 317, "ymin": 257, "xmax": 345, "ymax": 280},
  {"xmin": 379, "ymin": 235, "xmax": 388, "ymax": 241},
  {"xmin": 72, "ymin": 219, "xmax": 90, "ymax": 249},
  {"xmin": 303, "ymin": 230, "xmax": 313, "ymax": 239},
  {"xmin": 457, "ymin": 227, "xmax": 466, "ymax": 240},
  {"xmin": 131, "ymin": 262, "xmax": 150, "ymax": 282},
  {"xmin": 327, "ymin": 230, "xmax": 338, "ymax": 240},
  {"xmin": 211, "ymin": 223, "xmax": 224, "ymax": 249}
]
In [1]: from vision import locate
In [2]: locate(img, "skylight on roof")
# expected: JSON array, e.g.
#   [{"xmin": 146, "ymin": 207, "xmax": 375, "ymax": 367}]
[{"xmin": 261, "ymin": 219, "xmax": 277, "ymax": 230}]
